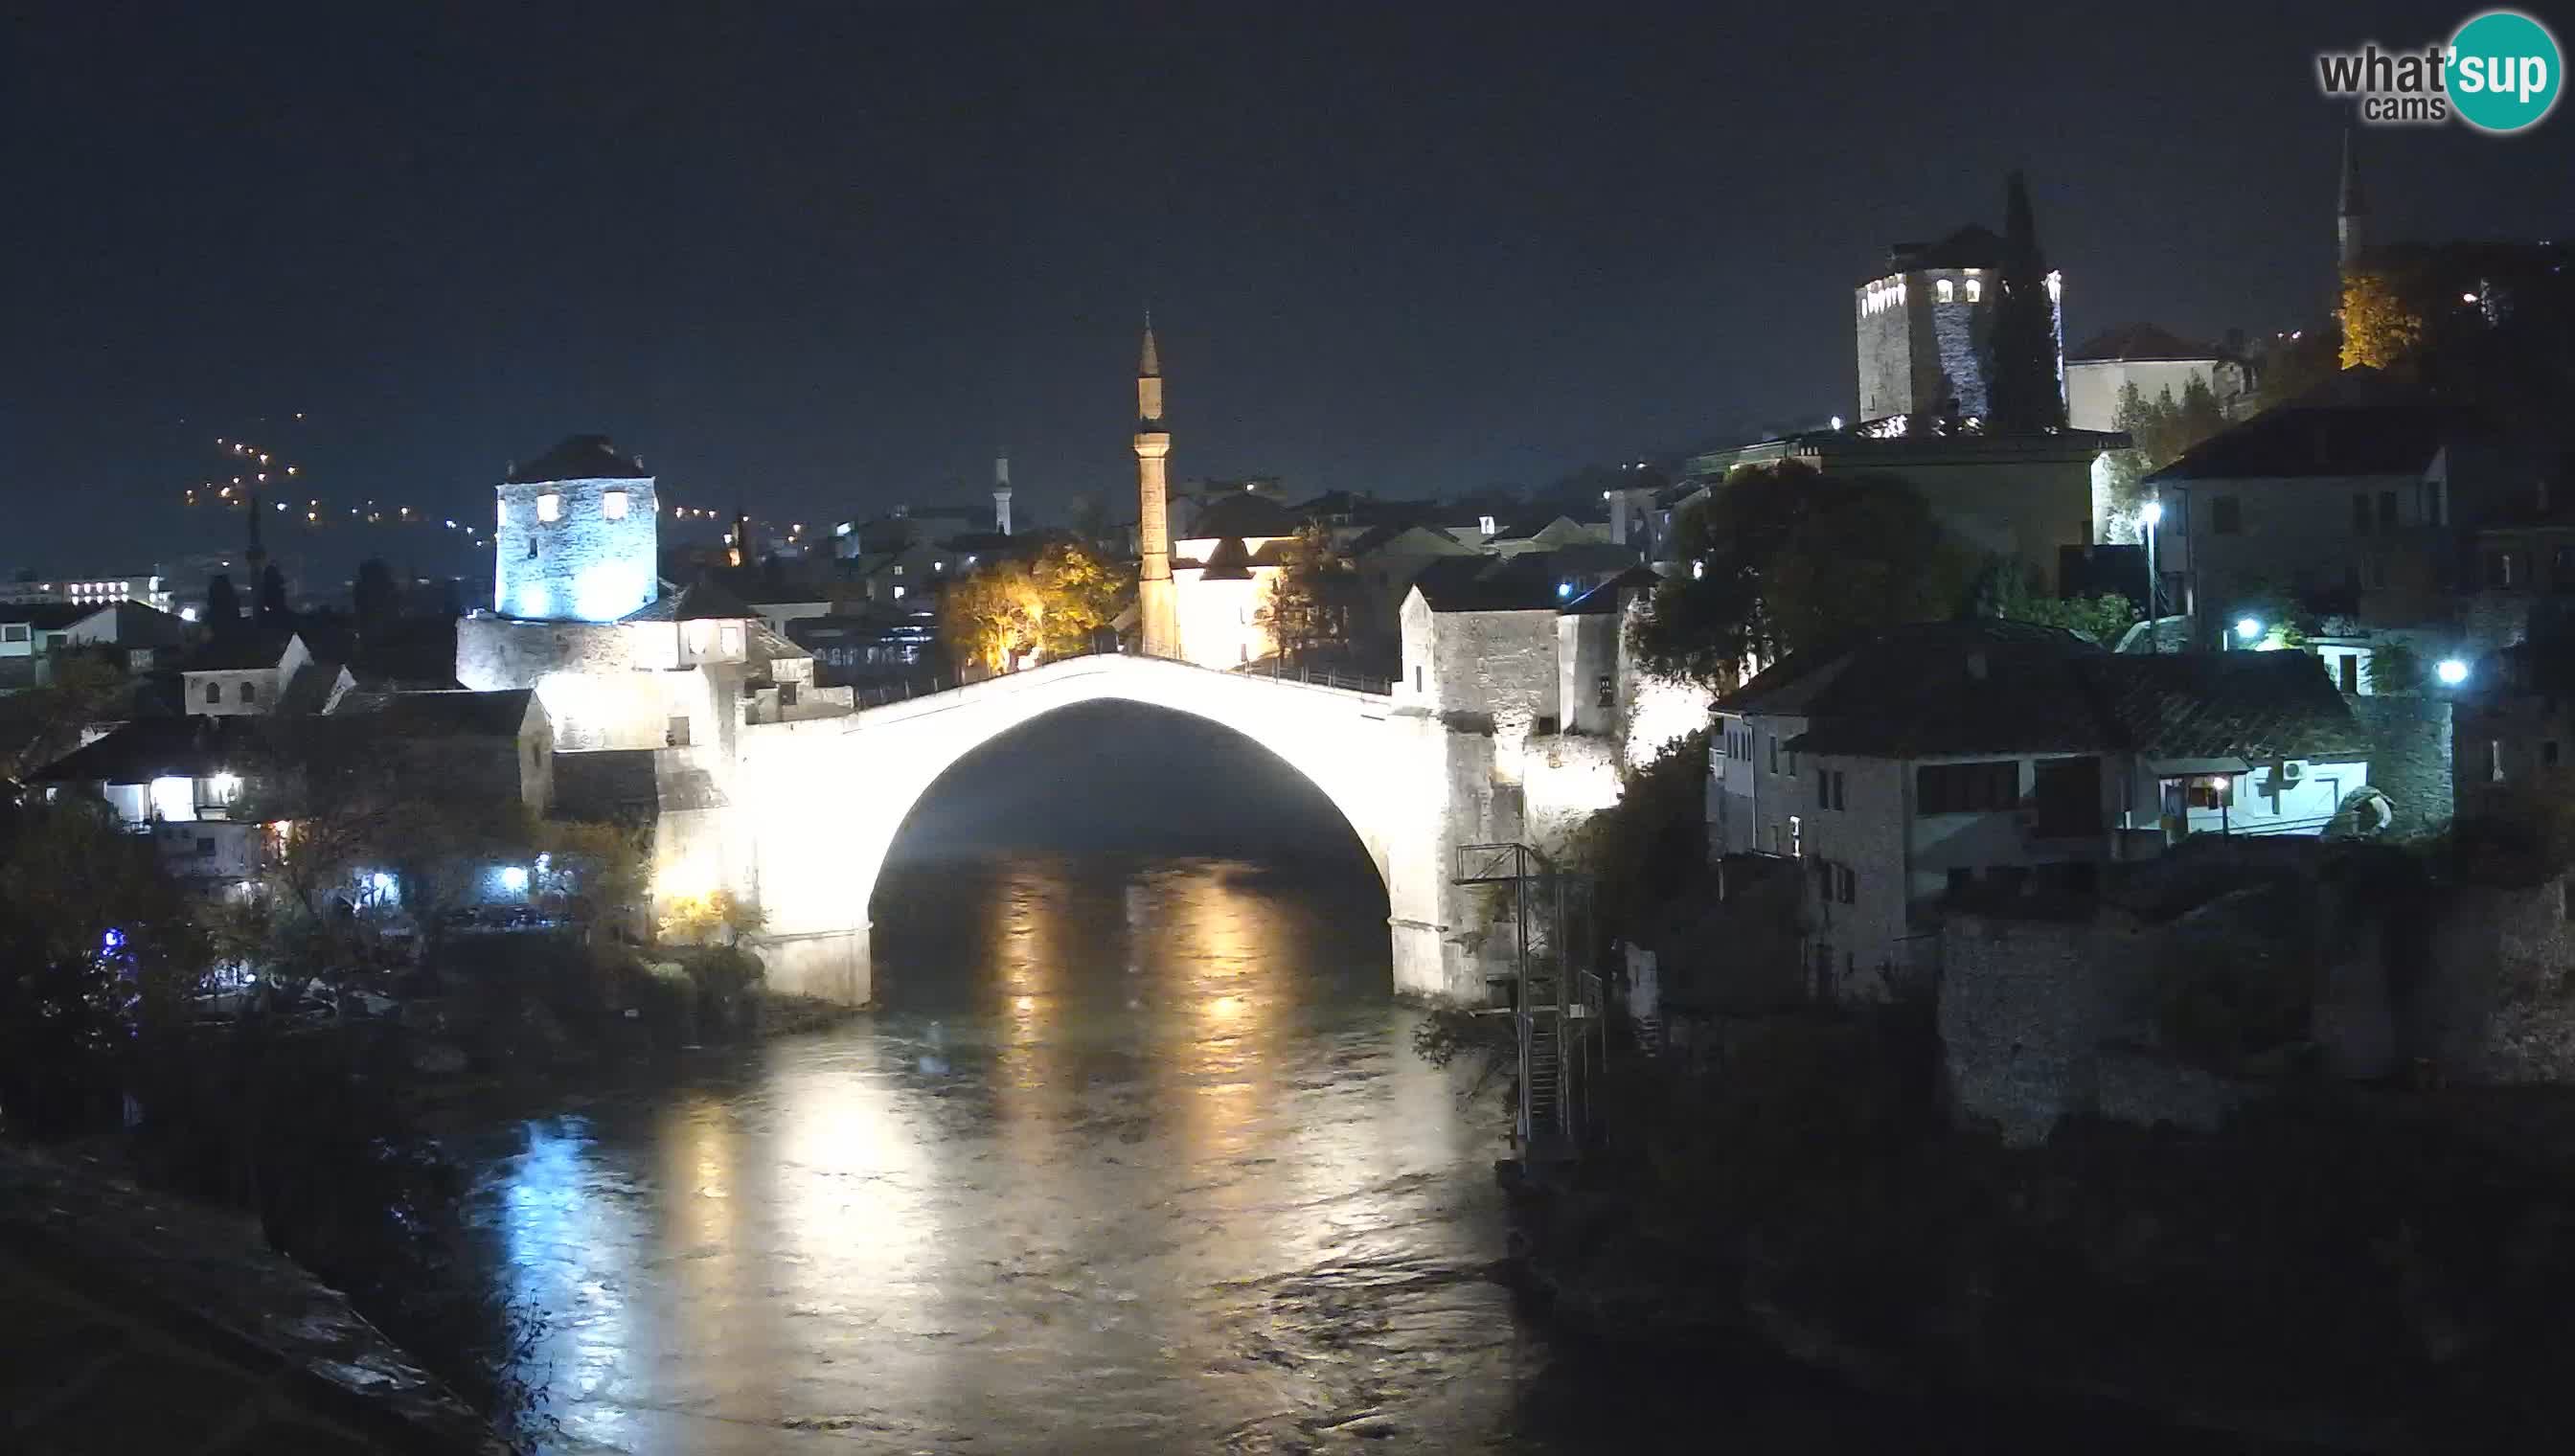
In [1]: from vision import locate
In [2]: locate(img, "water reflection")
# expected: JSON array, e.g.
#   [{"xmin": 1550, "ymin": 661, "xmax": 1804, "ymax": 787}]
[{"xmin": 470, "ymin": 853, "xmax": 2174, "ymax": 1454}]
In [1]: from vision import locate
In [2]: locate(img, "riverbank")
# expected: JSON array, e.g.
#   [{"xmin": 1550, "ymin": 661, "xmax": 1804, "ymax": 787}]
[
  {"xmin": 0, "ymin": 1143, "xmax": 511, "ymax": 1455},
  {"xmin": 1498, "ymin": 1013, "xmax": 2575, "ymax": 1453}
]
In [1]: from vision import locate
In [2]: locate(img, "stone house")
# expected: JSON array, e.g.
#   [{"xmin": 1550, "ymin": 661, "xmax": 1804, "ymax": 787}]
[
  {"xmin": 175, "ymin": 629, "xmax": 353, "ymax": 717},
  {"xmin": 1712, "ymin": 620, "xmax": 2371, "ymax": 1003},
  {"xmin": 2062, "ymin": 322, "xmax": 2253, "ymax": 434},
  {"xmin": 2144, "ymin": 371, "xmax": 2509, "ymax": 654}
]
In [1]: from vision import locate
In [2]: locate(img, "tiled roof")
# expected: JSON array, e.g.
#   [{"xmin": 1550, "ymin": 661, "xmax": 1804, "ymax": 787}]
[
  {"xmin": 623, "ymin": 577, "xmax": 759, "ymax": 622},
  {"xmin": 178, "ymin": 628, "xmax": 299, "ymax": 673},
  {"xmin": 329, "ymin": 688, "xmax": 536, "ymax": 738},
  {"xmin": 1409, "ymin": 555, "xmax": 1562, "ymax": 613},
  {"xmin": 2146, "ymin": 371, "xmax": 2473, "ymax": 484},
  {"xmin": 1185, "ymin": 491, "xmax": 1302, "ymax": 540},
  {"xmin": 1726, "ymin": 619, "xmax": 2367, "ymax": 763},
  {"xmin": 0, "ymin": 603, "xmax": 92, "ymax": 630},
  {"xmin": 2070, "ymin": 323, "xmax": 2227, "ymax": 363},
  {"xmin": 36, "ymin": 716, "xmax": 269, "ymax": 785},
  {"xmin": 2078, "ymin": 652, "xmax": 2371, "ymax": 761},
  {"xmin": 505, "ymin": 434, "xmax": 649, "ymax": 484}
]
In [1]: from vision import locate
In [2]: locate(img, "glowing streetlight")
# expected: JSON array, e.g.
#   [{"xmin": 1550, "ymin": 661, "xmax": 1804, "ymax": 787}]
[
  {"xmin": 2436, "ymin": 658, "xmax": 2470, "ymax": 686},
  {"xmin": 2235, "ymin": 617, "xmax": 2263, "ymax": 643}
]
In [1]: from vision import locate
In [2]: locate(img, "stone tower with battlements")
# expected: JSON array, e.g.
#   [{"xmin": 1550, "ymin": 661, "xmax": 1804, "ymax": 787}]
[{"xmin": 1133, "ymin": 319, "xmax": 1181, "ymax": 659}]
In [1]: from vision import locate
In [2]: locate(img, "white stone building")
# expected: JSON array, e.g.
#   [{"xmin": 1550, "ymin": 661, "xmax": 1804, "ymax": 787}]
[
  {"xmin": 2063, "ymin": 323, "xmax": 2253, "ymax": 433},
  {"xmin": 1855, "ymin": 225, "xmax": 2062, "ymax": 425},
  {"xmin": 1713, "ymin": 620, "xmax": 2371, "ymax": 1003}
]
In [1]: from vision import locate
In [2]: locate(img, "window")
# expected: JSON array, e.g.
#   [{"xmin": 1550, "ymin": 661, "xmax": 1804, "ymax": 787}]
[
  {"xmin": 1946, "ymin": 867, "xmax": 1973, "ymax": 898},
  {"xmin": 2185, "ymin": 775, "xmax": 2233, "ymax": 809},
  {"xmin": 2210, "ymin": 495, "xmax": 2242, "ymax": 535},
  {"xmin": 1767, "ymin": 737, "xmax": 1778, "ymax": 773},
  {"xmin": 2488, "ymin": 551, "xmax": 2519, "ymax": 589},
  {"xmin": 2490, "ymin": 739, "xmax": 2505, "ymax": 784},
  {"xmin": 2353, "ymin": 493, "xmax": 2373, "ymax": 534},
  {"xmin": 1916, "ymin": 761, "xmax": 2018, "ymax": 815},
  {"xmin": 205, "ymin": 680, "xmax": 222, "ymax": 704},
  {"xmin": 1414, "ymin": 667, "xmax": 1424, "ymax": 693},
  {"xmin": 239, "ymin": 682, "xmax": 257, "ymax": 705},
  {"xmin": 603, "ymin": 489, "xmax": 629, "ymax": 520},
  {"xmin": 2553, "ymin": 546, "xmax": 2575, "ymax": 591},
  {"xmin": 2378, "ymin": 490, "xmax": 2399, "ymax": 529},
  {"xmin": 1965, "ymin": 278, "xmax": 1982, "ymax": 303},
  {"xmin": 2030, "ymin": 757, "xmax": 2103, "ymax": 836},
  {"xmin": 1832, "ymin": 770, "xmax": 1846, "ymax": 809},
  {"xmin": 2545, "ymin": 740, "xmax": 2562, "ymax": 768},
  {"xmin": 1816, "ymin": 767, "xmax": 1829, "ymax": 806},
  {"xmin": 1836, "ymin": 864, "xmax": 1856, "ymax": 905},
  {"xmin": 1, "ymin": 624, "xmax": 26, "ymax": 643},
  {"xmin": 1789, "ymin": 814, "xmax": 1802, "ymax": 860},
  {"xmin": 1596, "ymin": 673, "xmax": 1614, "ymax": 709},
  {"xmin": 1936, "ymin": 278, "xmax": 1954, "ymax": 303},
  {"xmin": 536, "ymin": 492, "xmax": 562, "ymax": 522},
  {"xmin": 892, "ymin": 584, "xmax": 907, "ymax": 600}
]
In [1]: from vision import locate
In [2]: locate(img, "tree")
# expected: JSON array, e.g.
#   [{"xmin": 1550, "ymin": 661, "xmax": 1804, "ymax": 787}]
[
  {"xmin": 1630, "ymin": 463, "xmax": 1969, "ymax": 688},
  {"xmin": 352, "ymin": 558, "xmax": 399, "ymax": 647},
  {"xmin": 535, "ymin": 819, "xmax": 652, "ymax": 937},
  {"xmin": 0, "ymin": 648, "xmax": 129, "ymax": 781},
  {"xmin": 1980, "ymin": 563, "xmax": 2139, "ymax": 645},
  {"xmin": 258, "ymin": 563, "xmax": 290, "ymax": 625},
  {"xmin": 0, "ymin": 797, "xmax": 208, "ymax": 1132},
  {"xmin": 205, "ymin": 573, "xmax": 241, "ymax": 634},
  {"xmin": 939, "ymin": 541, "xmax": 1132, "ymax": 674},
  {"xmin": 2098, "ymin": 377, "xmax": 2231, "ymax": 535},
  {"xmin": 1028, "ymin": 540, "xmax": 1129, "ymax": 661},
  {"xmin": 1986, "ymin": 171, "xmax": 2066, "ymax": 433},
  {"xmin": 2340, "ymin": 269, "xmax": 2427, "ymax": 373},
  {"xmin": 1265, "ymin": 520, "xmax": 1351, "ymax": 667},
  {"xmin": 658, "ymin": 888, "xmax": 765, "ymax": 944},
  {"xmin": 938, "ymin": 558, "xmax": 1042, "ymax": 674}
]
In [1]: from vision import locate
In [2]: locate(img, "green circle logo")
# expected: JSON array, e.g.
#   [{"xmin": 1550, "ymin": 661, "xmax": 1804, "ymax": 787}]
[{"xmin": 2450, "ymin": 10, "xmax": 2562, "ymax": 132}]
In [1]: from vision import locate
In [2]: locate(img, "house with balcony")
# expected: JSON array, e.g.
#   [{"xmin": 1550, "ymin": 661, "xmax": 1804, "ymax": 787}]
[
  {"xmin": 35, "ymin": 716, "xmax": 275, "ymax": 882},
  {"xmin": 1712, "ymin": 620, "xmax": 2370, "ymax": 1002}
]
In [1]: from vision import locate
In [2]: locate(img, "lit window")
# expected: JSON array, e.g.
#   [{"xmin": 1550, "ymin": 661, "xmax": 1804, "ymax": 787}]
[
  {"xmin": 498, "ymin": 499, "xmax": 509, "ymax": 528},
  {"xmin": 1478, "ymin": 515, "xmax": 1496, "ymax": 535},
  {"xmin": 1936, "ymin": 279, "xmax": 1955, "ymax": 304},
  {"xmin": 892, "ymin": 584, "xmax": 907, "ymax": 600},
  {"xmin": 1966, "ymin": 278, "xmax": 1983, "ymax": 303},
  {"xmin": 603, "ymin": 489, "xmax": 628, "ymax": 520},
  {"xmin": 536, "ymin": 493, "xmax": 562, "ymax": 522}
]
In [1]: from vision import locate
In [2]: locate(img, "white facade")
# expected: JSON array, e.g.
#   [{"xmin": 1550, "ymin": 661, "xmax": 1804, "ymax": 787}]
[
  {"xmin": 183, "ymin": 634, "xmax": 313, "ymax": 716},
  {"xmin": 2065, "ymin": 356, "xmax": 2249, "ymax": 433},
  {"xmin": 495, "ymin": 472, "xmax": 659, "ymax": 623}
]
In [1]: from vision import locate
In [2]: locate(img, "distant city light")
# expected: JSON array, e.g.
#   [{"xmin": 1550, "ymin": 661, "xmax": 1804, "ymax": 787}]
[
  {"xmin": 179, "ymin": 606, "xmax": 198, "ymax": 623},
  {"xmin": 1831, "ymin": 415, "xmax": 1844, "ymax": 430},
  {"xmin": 2436, "ymin": 658, "xmax": 2470, "ymax": 686},
  {"xmin": 499, "ymin": 865, "xmax": 530, "ymax": 893},
  {"xmin": 370, "ymin": 872, "xmax": 396, "ymax": 893},
  {"xmin": 2235, "ymin": 617, "xmax": 2263, "ymax": 642},
  {"xmin": 1557, "ymin": 580, "xmax": 1574, "ymax": 600},
  {"xmin": 2141, "ymin": 500, "xmax": 2163, "ymax": 527}
]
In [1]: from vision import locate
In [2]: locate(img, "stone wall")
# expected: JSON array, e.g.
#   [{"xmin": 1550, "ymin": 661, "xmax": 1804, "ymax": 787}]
[
  {"xmin": 493, "ymin": 474, "xmax": 658, "ymax": 622},
  {"xmin": 1936, "ymin": 910, "xmax": 2159, "ymax": 1147},
  {"xmin": 2422, "ymin": 876, "xmax": 2575, "ymax": 1082},
  {"xmin": 2349, "ymin": 694, "xmax": 2453, "ymax": 836}
]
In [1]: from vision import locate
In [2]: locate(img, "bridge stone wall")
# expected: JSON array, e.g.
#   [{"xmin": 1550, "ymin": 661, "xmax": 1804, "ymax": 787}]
[{"xmin": 721, "ymin": 655, "xmax": 1505, "ymax": 1007}]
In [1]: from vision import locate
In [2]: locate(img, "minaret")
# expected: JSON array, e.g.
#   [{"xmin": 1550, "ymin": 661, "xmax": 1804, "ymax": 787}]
[
  {"xmin": 2336, "ymin": 128, "xmax": 2367, "ymax": 274},
  {"xmin": 993, "ymin": 449, "xmax": 1014, "ymax": 535},
  {"xmin": 1133, "ymin": 316, "xmax": 1181, "ymax": 659}
]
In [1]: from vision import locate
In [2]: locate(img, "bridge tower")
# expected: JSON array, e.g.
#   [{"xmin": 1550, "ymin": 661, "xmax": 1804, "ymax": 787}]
[{"xmin": 1133, "ymin": 317, "xmax": 1182, "ymax": 659}]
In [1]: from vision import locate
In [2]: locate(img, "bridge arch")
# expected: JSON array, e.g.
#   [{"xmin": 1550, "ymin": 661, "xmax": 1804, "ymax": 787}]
[{"xmin": 723, "ymin": 655, "xmax": 1482, "ymax": 1007}]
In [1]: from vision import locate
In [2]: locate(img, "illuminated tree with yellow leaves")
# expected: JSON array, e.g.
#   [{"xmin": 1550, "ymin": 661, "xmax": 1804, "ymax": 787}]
[
  {"xmin": 2339, "ymin": 270, "xmax": 2424, "ymax": 371},
  {"xmin": 939, "ymin": 540, "xmax": 1131, "ymax": 674}
]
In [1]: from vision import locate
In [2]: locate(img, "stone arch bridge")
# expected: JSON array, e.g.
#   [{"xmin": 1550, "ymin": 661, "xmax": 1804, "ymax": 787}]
[{"xmin": 684, "ymin": 654, "xmax": 1528, "ymax": 1006}]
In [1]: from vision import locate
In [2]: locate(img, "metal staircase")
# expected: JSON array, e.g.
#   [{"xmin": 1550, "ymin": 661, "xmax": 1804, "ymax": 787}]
[{"xmin": 1454, "ymin": 842, "xmax": 1604, "ymax": 1162}]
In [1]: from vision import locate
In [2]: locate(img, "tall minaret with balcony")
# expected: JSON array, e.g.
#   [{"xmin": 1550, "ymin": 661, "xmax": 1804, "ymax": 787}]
[
  {"xmin": 1133, "ymin": 318, "xmax": 1181, "ymax": 659},
  {"xmin": 2336, "ymin": 128, "xmax": 2368, "ymax": 274}
]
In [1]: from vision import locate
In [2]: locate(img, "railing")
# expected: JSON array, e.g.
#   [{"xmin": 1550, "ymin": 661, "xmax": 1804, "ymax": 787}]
[
  {"xmin": 1234, "ymin": 659, "xmax": 1395, "ymax": 695},
  {"xmin": 1455, "ymin": 841, "xmax": 1604, "ymax": 1161},
  {"xmin": 841, "ymin": 644, "xmax": 1395, "ymax": 709}
]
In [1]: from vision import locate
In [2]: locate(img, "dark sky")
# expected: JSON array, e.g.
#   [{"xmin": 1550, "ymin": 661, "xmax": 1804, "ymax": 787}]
[{"xmin": 6, "ymin": 1, "xmax": 2569, "ymax": 579}]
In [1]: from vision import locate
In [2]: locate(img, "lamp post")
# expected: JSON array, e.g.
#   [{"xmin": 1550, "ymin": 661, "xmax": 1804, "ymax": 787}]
[{"xmin": 2141, "ymin": 499, "xmax": 2162, "ymax": 654}]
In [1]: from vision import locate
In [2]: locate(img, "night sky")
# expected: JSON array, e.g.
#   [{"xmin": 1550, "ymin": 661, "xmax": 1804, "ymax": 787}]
[{"xmin": 7, "ymin": 1, "xmax": 2569, "ymax": 578}]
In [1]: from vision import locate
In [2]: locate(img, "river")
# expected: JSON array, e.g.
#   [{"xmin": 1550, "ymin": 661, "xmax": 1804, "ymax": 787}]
[{"xmin": 446, "ymin": 706, "xmax": 2262, "ymax": 1453}]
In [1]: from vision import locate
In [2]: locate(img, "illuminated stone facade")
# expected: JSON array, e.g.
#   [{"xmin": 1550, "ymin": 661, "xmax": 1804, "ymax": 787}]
[{"xmin": 493, "ymin": 436, "xmax": 659, "ymax": 624}]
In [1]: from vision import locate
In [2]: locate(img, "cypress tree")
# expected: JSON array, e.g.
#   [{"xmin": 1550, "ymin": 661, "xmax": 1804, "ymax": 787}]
[{"xmin": 1987, "ymin": 171, "xmax": 2065, "ymax": 432}]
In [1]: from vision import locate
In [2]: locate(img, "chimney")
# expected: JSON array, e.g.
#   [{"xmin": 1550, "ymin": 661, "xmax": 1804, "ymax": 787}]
[{"xmin": 993, "ymin": 449, "xmax": 1014, "ymax": 535}]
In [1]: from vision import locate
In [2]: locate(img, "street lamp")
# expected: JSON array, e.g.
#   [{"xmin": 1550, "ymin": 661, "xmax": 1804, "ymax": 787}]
[
  {"xmin": 2141, "ymin": 499, "xmax": 2163, "ymax": 653},
  {"xmin": 2436, "ymin": 657, "xmax": 2470, "ymax": 686},
  {"xmin": 2235, "ymin": 617, "xmax": 2264, "ymax": 645}
]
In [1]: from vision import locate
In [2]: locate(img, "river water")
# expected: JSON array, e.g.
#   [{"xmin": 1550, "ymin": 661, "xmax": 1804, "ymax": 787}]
[{"xmin": 450, "ymin": 708, "xmax": 2253, "ymax": 1453}]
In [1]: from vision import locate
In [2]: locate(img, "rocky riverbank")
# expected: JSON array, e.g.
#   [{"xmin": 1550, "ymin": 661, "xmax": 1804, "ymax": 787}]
[{"xmin": 1499, "ymin": 1017, "xmax": 2575, "ymax": 1454}]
